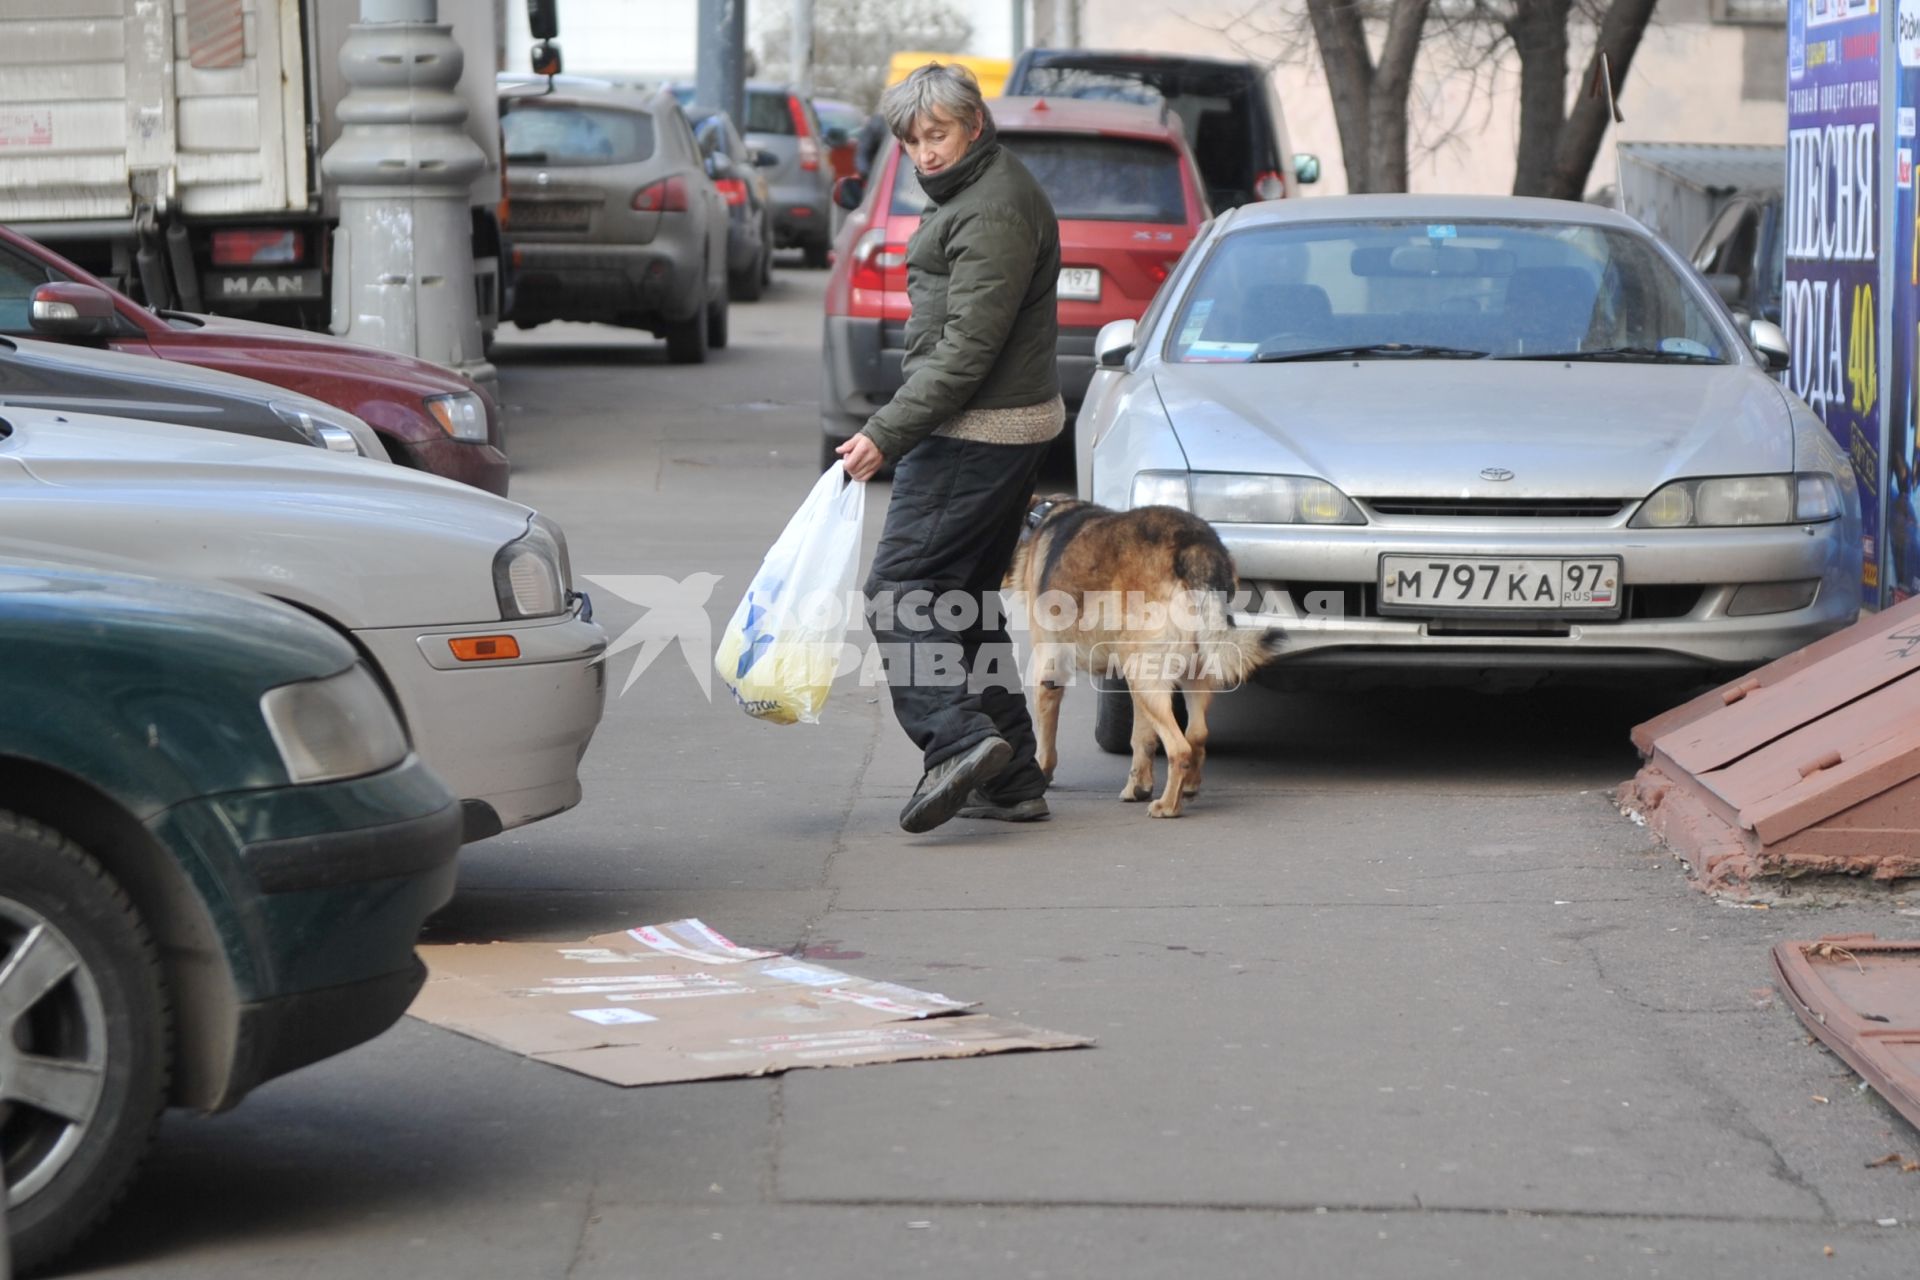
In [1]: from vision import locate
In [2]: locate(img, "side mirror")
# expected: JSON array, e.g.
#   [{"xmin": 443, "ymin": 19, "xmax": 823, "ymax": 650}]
[
  {"xmin": 531, "ymin": 40, "xmax": 561, "ymax": 76},
  {"xmin": 1293, "ymin": 153, "xmax": 1321, "ymax": 186},
  {"xmin": 1094, "ymin": 317, "xmax": 1136, "ymax": 369},
  {"xmin": 707, "ymin": 152, "xmax": 735, "ymax": 180},
  {"xmin": 751, "ymin": 146, "xmax": 779, "ymax": 168},
  {"xmin": 30, "ymin": 282, "xmax": 118, "ymax": 337},
  {"xmin": 823, "ymin": 126, "xmax": 851, "ymax": 149},
  {"xmin": 832, "ymin": 175, "xmax": 867, "ymax": 211},
  {"xmin": 1749, "ymin": 319, "xmax": 1790, "ymax": 373}
]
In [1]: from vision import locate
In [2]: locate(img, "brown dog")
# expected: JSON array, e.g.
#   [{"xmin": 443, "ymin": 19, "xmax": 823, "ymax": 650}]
[{"xmin": 1004, "ymin": 498, "xmax": 1280, "ymax": 817}]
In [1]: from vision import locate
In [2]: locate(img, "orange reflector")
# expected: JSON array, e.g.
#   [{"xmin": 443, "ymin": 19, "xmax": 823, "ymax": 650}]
[{"xmin": 449, "ymin": 635, "xmax": 521, "ymax": 662}]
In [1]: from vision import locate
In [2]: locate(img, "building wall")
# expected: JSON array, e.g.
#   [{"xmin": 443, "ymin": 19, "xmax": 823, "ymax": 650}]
[{"xmin": 1074, "ymin": 0, "xmax": 1789, "ymax": 198}]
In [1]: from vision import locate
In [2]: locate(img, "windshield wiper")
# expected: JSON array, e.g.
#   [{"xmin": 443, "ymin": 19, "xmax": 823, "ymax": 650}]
[
  {"xmin": 1499, "ymin": 345, "xmax": 1720, "ymax": 364},
  {"xmin": 1250, "ymin": 342, "xmax": 1489, "ymax": 363}
]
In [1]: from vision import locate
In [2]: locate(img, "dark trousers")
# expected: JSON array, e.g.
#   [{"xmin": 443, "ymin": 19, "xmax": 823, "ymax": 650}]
[{"xmin": 864, "ymin": 434, "xmax": 1052, "ymax": 803}]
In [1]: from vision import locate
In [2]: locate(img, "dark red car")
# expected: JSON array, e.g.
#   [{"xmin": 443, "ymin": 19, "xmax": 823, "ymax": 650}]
[
  {"xmin": 820, "ymin": 96, "xmax": 1210, "ymax": 467},
  {"xmin": 0, "ymin": 225, "xmax": 509, "ymax": 495}
]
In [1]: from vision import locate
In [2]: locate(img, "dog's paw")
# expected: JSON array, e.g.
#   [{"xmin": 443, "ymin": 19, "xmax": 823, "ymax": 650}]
[
  {"xmin": 1180, "ymin": 782, "xmax": 1201, "ymax": 798},
  {"xmin": 1147, "ymin": 797, "xmax": 1183, "ymax": 818},
  {"xmin": 1119, "ymin": 783, "xmax": 1152, "ymax": 802}
]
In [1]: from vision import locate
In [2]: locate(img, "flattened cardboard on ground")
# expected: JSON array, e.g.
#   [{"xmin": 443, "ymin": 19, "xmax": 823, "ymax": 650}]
[
  {"xmin": 409, "ymin": 918, "xmax": 1092, "ymax": 1085},
  {"xmin": 1774, "ymin": 934, "xmax": 1920, "ymax": 1135}
]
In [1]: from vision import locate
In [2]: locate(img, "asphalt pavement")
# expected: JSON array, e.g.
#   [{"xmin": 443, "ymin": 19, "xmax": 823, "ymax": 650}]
[{"xmin": 64, "ymin": 264, "xmax": 1920, "ymax": 1279}]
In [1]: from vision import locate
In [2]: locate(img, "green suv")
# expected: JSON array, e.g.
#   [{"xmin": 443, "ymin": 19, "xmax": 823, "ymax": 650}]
[{"xmin": 0, "ymin": 563, "xmax": 462, "ymax": 1274}]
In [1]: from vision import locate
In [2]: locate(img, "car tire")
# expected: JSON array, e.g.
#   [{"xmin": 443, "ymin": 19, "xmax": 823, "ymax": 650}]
[
  {"xmin": 707, "ymin": 293, "xmax": 730, "ymax": 349},
  {"xmin": 0, "ymin": 812, "xmax": 170, "ymax": 1277},
  {"xmin": 730, "ymin": 256, "xmax": 765, "ymax": 302},
  {"xmin": 1092, "ymin": 682, "xmax": 1186, "ymax": 755},
  {"xmin": 803, "ymin": 239, "xmax": 830, "ymax": 270},
  {"xmin": 665, "ymin": 290, "xmax": 709, "ymax": 365},
  {"xmin": 761, "ymin": 238, "xmax": 774, "ymax": 287}
]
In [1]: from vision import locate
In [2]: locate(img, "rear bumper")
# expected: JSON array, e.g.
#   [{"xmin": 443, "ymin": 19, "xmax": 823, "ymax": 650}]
[
  {"xmin": 770, "ymin": 184, "xmax": 830, "ymax": 246},
  {"xmin": 510, "ymin": 241, "xmax": 704, "ymax": 325}
]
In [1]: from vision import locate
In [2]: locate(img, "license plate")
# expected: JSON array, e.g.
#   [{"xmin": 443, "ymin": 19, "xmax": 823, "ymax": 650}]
[
  {"xmin": 1378, "ymin": 556, "xmax": 1621, "ymax": 614},
  {"xmin": 1058, "ymin": 266, "xmax": 1101, "ymax": 301},
  {"xmin": 508, "ymin": 202, "xmax": 595, "ymax": 231}
]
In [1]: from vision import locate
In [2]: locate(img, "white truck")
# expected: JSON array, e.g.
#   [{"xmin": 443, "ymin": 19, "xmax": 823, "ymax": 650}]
[
  {"xmin": 1614, "ymin": 141, "xmax": 1785, "ymax": 259},
  {"xmin": 0, "ymin": 0, "xmax": 504, "ymax": 339}
]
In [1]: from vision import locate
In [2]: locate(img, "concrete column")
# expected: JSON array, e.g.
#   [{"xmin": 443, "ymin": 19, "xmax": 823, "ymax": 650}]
[
  {"xmin": 791, "ymin": 0, "xmax": 814, "ymax": 98},
  {"xmin": 695, "ymin": 0, "xmax": 746, "ymax": 123},
  {"xmin": 320, "ymin": 0, "xmax": 496, "ymax": 398}
]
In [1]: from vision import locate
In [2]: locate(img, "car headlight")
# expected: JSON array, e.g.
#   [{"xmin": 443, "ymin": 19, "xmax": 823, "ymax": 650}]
[
  {"xmin": 425, "ymin": 391, "xmax": 489, "ymax": 443},
  {"xmin": 270, "ymin": 400, "xmax": 364, "ymax": 455},
  {"xmin": 1130, "ymin": 470, "xmax": 1192, "ymax": 510},
  {"xmin": 1132, "ymin": 470, "xmax": 1365, "ymax": 524},
  {"xmin": 1630, "ymin": 474, "xmax": 1838, "ymax": 528},
  {"xmin": 259, "ymin": 664, "xmax": 409, "ymax": 784},
  {"xmin": 493, "ymin": 515, "xmax": 571, "ymax": 619}
]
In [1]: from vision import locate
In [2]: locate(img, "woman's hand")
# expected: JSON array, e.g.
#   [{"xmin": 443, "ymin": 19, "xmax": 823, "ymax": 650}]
[{"xmin": 836, "ymin": 433, "xmax": 886, "ymax": 482}]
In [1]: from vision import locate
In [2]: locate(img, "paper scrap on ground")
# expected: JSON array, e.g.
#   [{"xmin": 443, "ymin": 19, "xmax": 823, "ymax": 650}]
[{"xmin": 410, "ymin": 917, "xmax": 1092, "ymax": 1086}]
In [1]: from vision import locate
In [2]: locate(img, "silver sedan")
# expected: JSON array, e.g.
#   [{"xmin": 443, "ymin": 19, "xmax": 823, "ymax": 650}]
[{"xmin": 1075, "ymin": 194, "xmax": 1862, "ymax": 678}]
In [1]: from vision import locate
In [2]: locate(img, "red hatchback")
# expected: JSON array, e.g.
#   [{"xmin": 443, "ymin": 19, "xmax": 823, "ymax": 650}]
[
  {"xmin": 0, "ymin": 225, "xmax": 510, "ymax": 495},
  {"xmin": 820, "ymin": 96, "xmax": 1210, "ymax": 467}
]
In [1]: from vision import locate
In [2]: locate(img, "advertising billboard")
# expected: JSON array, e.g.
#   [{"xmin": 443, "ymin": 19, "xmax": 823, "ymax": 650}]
[{"xmin": 1785, "ymin": 0, "xmax": 1885, "ymax": 598}]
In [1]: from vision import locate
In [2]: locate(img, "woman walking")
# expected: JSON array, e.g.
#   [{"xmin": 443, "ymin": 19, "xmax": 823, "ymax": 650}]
[{"xmin": 836, "ymin": 62, "xmax": 1064, "ymax": 833}]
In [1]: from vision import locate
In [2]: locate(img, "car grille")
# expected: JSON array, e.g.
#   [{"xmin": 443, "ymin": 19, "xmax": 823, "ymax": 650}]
[{"xmin": 1364, "ymin": 497, "xmax": 1630, "ymax": 519}]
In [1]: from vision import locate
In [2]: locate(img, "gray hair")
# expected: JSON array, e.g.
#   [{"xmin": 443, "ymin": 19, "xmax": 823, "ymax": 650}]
[{"xmin": 879, "ymin": 62, "xmax": 987, "ymax": 141}]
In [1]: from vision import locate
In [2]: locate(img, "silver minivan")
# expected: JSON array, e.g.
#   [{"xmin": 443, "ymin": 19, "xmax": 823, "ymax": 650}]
[{"xmin": 501, "ymin": 80, "xmax": 732, "ymax": 362}]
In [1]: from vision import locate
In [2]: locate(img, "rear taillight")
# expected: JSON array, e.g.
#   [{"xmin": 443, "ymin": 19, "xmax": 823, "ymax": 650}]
[
  {"xmin": 790, "ymin": 96, "xmax": 820, "ymax": 171},
  {"xmin": 848, "ymin": 227, "xmax": 905, "ymax": 292},
  {"xmin": 1148, "ymin": 257, "xmax": 1180, "ymax": 284},
  {"xmin": 632, "ymin": 176, "xmax": 690, "ymax": 212},
  {"xmin": 211, "ymin": 228, "xmax": 304, "ymax": 266},
  {"xmin": 714, "ymin": 177, "xmax": 749, "ymax": 207},
  {"xmin": 1254, "ymin": 170, "xmax": 1286, "ymax": 201}
]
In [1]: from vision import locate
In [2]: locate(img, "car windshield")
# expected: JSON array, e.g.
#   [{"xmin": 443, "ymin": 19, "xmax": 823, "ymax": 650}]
[
  {"xmin": 502, "ymin": 103, "xmax": 655, "ymax": 165},
  {"xmin": 746, "ymin": 91, "xmax": 795, "ymax": 135},
  {"xmin": 891, "ymin": 133, "xmax": 1187, "ymax": 223},
  {"xmin": 1167, "ymin": 219, "xmax": 1731, "ymax": 364}
]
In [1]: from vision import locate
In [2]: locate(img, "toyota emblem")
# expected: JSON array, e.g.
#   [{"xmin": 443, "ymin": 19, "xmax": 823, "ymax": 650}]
[{"xmin": 1480, "ymin": 467, "xmax": 1515, "ymax": 482}]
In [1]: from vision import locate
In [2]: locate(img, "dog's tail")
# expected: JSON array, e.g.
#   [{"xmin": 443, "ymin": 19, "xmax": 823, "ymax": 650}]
[
  {"xmin": 1190, "ymin": 588, "xmax": 1285, "ymax": 685},
  {"xmin": 1174, "ymin": 542, "xmax": 1283, "ymax": 686}
]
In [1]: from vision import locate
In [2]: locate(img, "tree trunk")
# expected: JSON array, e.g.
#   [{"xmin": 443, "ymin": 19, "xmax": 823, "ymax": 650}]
[
  {"xmin": 1366, "ymin": 0, "xmax": 1429, "ymax": 193},
  {"xmin": 1508, "ymin": 0, "xmax": 1572, "ymax": 196},
  {"xmin": 1304, "ymin": 0, "xmax": 1377, "ymax": 192},
  {"xmin": 1544, "ymin": 0, "xmax": 1660, "ymax": 200}
]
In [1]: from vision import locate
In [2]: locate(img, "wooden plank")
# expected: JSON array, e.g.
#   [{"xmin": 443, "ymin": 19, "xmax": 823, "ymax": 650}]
[{"xmin": 1660, "ymin": 609, "xmax": 1920, "ymax": 775}]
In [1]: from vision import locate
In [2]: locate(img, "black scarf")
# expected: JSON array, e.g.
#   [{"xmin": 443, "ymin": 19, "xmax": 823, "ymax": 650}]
[{"xmin": 915, "ymin": 116, "xmax": 1001, "ymax": 205}]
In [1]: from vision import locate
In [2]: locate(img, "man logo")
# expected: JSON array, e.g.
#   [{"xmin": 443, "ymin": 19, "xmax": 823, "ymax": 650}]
[{"xmin": 1480, "ymin": 467, "xmax": 1515, "ymax": 482}]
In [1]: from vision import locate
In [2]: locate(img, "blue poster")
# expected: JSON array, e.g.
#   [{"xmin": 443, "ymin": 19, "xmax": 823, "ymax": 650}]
[
  {"xmin": 1785, "ymin": 0, "xmax": 1884, "ymax": 599},
  {"xmin": 1890, "ymin": 0, "xmax": 1920, "ymax": 599}
]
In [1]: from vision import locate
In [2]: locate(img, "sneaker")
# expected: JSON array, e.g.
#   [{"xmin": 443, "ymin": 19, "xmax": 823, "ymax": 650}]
[
  {"xmin": 900, "ymin": 736, "xmax": 1013, "ymax": 834},
  {"xmin": 956, "ymin": 790, "xmax": 1050, "ymax": 822}
]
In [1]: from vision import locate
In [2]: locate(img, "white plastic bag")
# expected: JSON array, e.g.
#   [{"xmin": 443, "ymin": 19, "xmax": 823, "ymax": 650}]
[{"xmin": 714, "ymin": 463, "xmax": 865, "ymax": 724}]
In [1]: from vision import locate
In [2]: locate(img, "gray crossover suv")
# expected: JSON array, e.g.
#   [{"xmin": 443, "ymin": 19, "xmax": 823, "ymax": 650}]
[
  {"xmin": 677, "ymin": 83, "xmax": 836, "ymax": 268},
  {"xmin": 501, "ymin": 80, "xmax": 732, "ymax": 362}
]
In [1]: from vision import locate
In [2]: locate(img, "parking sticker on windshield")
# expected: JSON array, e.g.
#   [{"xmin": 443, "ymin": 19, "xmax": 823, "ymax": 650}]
[
  {"xmin": 1659, "ymin": 337, "xmax": 1713, "ymax": 358},
  {"xmin": 1426, "ymin": 224, "xmax": 1458, "ymax": 239},
  {"xmin": 1184, "ymin": 340, "xmax": 1258, "ymax": 362},
  {"xmin": 1178, "ymin": 298, "xmax": 1215, "ymax": 347}
]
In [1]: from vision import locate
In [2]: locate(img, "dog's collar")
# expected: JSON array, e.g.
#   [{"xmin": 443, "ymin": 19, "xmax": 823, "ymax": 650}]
[{"xmin": 1026, "ymin": 499, "xmax": 1059, "ymax": 530}]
